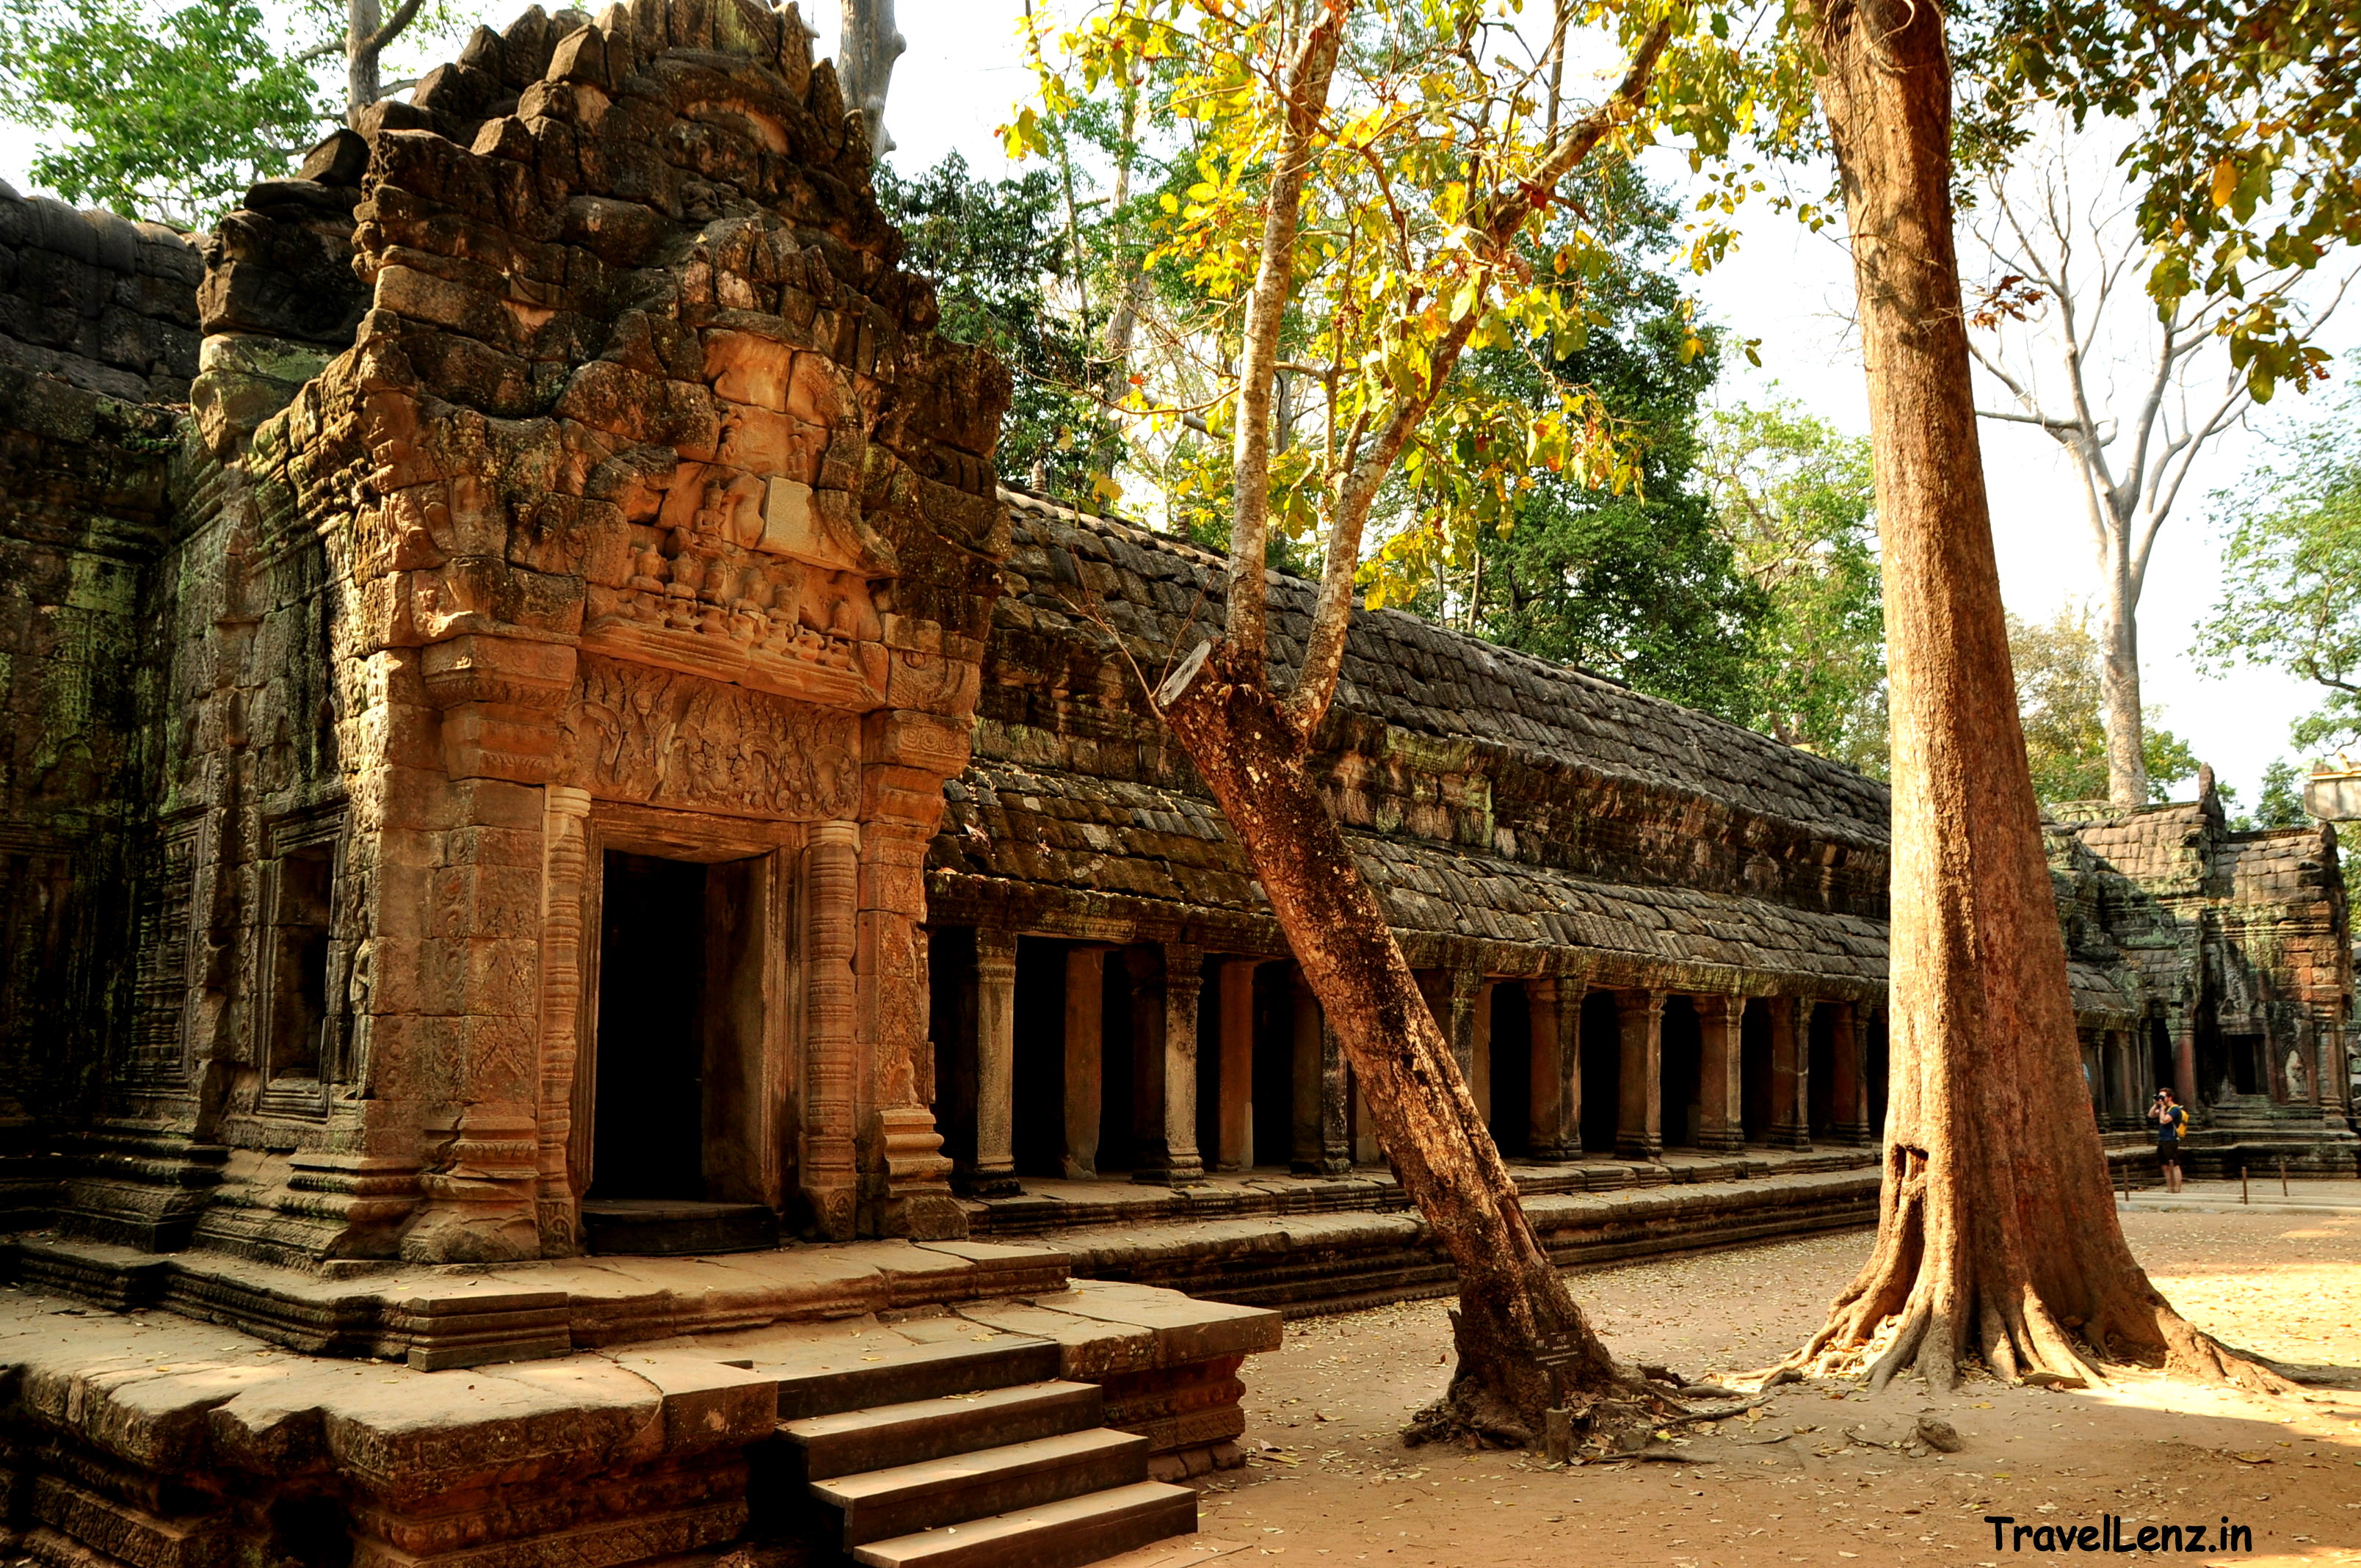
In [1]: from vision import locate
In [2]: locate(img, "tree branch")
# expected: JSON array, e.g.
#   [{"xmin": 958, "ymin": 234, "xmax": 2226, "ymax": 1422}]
[
  {"xmin": 360, "ymin": 0, "xmax": 426, "ymax": 60},
  {"xmin": 1275, "ymin": 16, "xmax": 1672, "ymax": 739},
  {"xmin": 1222, "ymin": 0, "xmax": 1349, "ymax": 678}
]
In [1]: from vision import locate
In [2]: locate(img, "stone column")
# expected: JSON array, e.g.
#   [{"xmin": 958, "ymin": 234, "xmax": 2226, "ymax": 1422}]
[
  {"xmin": 1827, "ymin": 1000, "xmax": 1868, "ymax": 1146},
  {"xmin": 1061, "ymin": 945, "xmax": 1109, "ymax": 1179},
  {"xmin": 1694, "ymin": 992, "xmax": 1744, "ymax": 1153},
  {"xmin": 1290, "ymin": 969, "xmax": 1350, "ymax": 1175},
  {"xmin": 1767, "ymin": 995, "xmax": 1809, "ymax": 1150},
  {"xmin": 2171, "ymin": 1011, "xmax": 2199, "ymax": 1113},
  {"xmin": 968, "ymin": 927, "xmax": 1020, "ymax": 1197},
  {"xmin": 536, "ymin": 784, "xmax": 592, "ymax": 1255},
  {"xmin": 2125, "ymin": 1029, "xmax": 2144, "ymax": 1128},
  {"xmin": 1457, "ymin": 970, "xmax": 1493, "ymax": 1123},
  {"xmin": 1526, "ymin": 977, "xmax": 1575, "ymax": 1161},
  {"xmin": 2319, "ymin": 1006, "xmax": 2351, "ymax": 1113},
  {"xmin": 1129, "ymin": 943, "xmax": 1206, "ymax": 1186},
  {"xmin": 1349, "ymin": 1037, "xmax": 1380, "ymax": 1166},
  {"xmin": 1614, "ymin": 988, "xmax": 1664, "ymax": 1159},
  {"xmin": 1214, "ymin": 957, "xmax": 1259, "ymax": 1171},
  {"xmin": 802, "ymin": 819, "xmax": 863, "ymax": 1237},
  {"xmin": 865, "ymin": 821, "xmax": 962, "ymax": 1241}
]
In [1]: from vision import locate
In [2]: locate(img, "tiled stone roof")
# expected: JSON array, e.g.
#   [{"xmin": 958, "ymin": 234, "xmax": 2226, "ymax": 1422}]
[{"xmin": 995, "ymin": 490, "xmax": 1890, "ymax": 849}]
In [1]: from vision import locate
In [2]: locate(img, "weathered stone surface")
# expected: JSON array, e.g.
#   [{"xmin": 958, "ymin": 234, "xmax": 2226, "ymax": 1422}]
[{"xmin": 0, "ymin": 0, "xmax": 1012, "ymax": 1275}]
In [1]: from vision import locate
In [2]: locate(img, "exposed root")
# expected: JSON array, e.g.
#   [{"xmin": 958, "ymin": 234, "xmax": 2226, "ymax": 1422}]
[{"xmin": 1402, "ymin": 1361, "xmax": 1689, "ymax": 1454}]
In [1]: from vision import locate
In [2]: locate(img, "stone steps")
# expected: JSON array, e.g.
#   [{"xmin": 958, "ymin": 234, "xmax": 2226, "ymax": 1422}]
[
  {"xmin": 783, "ymin": 1379, "xmax": 1106, "ymax": 1481},
  {"xmin": 851, "ymin": 1482, "xmax": 1199, "ymax": 1568},
  {"xmin": 816, "ymin": 1429, "xmax": 1154, "ymax": 1545},
  {"xmin": 777, "ymin": 1342, "xmax": 1196, "ymax": 1568},
  {"xmin": 776, "ymin": 1335, "xmax": 1065, "ymax": 1420}
]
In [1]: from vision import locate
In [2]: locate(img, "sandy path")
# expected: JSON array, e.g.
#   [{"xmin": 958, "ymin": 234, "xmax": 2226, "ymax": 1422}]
[{"xmin": 1154, "ymin": 1205, "xmax": 2361, "ymax": 1566}]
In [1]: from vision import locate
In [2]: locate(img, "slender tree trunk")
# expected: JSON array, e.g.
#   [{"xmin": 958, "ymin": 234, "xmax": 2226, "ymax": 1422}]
[
  {"xmin": 839, "ymin": 0, "xmax": 906, "ymax": 155},
  {"xmin": 1157, "ymin": 644, "xmax": 1631, "ymax": 1441},
  {"xmin": 1141, "ymin": 7, "xmax": 1677, "ymax": 1445},
  {"xmin": 2099, "ymin": 540, "xmax": 2148, "ymax": 806},
  {"xmin": 1794, "ymin": 0, "xmax": 2274, "ymax": 1392},
  {"xmin": 347, "ymin": 0, "xmax": 382, "ymax": 121}
]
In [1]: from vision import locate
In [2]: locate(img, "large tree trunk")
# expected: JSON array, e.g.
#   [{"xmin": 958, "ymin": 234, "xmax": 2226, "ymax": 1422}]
[
  {"xmin": 838, "ymin": 0, "xmax": 905, "ymax": 155},
  {"xmin": 1795, "ymin": 0, "xmax": 2271, "ymax": 1391},
  {"xmin": 1157, "ymin": 642, "xmax": 1640, "ymax": 1442},
  {"xmin": 2099, "ymin": 545, "xmax": 2149, "ymax": 806}
]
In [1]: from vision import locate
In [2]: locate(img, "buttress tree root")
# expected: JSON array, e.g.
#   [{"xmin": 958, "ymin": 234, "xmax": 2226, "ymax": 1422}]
[{"xmin": 1785, "ymin": 0, "xmax": 2294, "ymax": 1404}]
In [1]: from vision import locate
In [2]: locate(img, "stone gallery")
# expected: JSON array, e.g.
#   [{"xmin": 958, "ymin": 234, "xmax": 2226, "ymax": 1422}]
[{"xmin": 0, "ymin": 1, "xmax": 2352, "ymax": 1565}]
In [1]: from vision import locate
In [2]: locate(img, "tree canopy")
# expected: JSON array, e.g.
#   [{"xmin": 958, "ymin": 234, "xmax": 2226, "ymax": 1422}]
[
  {"xmin": 1704, "ymin": 397, "xmax": 1885, "ymax": 774},
  {"xmin": 875, "ymin": 152, "xmax": 1121, "ymax": 498},
  {"xmin": 0, "ymin": 0, "xmax": 321, "ymax": 228},
  {"xmin": 2196, "ymin": 369, "xmax": 2361, "ymax": 758},
  {"xmin": 2008, "ymin": 604, "xmax": 2199, "ymax": 803}
]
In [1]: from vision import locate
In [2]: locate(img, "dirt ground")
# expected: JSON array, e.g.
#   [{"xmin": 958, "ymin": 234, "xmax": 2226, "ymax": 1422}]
[{"xmin": 1166, "ymin": 1198, "xmax": 2361, "ymax": 1566}]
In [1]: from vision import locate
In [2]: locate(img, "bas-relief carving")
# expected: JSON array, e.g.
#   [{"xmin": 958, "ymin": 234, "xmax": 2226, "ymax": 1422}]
[
  {"xmin": 561, "ymin": 655, "xmax": 860, "ymax": 817},
  {"xmin": 582, "ymin": 435, "xmax": 893, "ymax": 708}
]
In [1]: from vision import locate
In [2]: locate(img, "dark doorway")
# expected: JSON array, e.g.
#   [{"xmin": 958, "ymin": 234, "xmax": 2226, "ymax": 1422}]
[
  {"xmin": 1013, "ymin": 938, "xmax": 1067, "ymax": 1177},
  {"xmin": 1490, "ymin": 981, "xmax": 1532, "ymax": 1156},
  {"xmin": 593, "ymin": 852, "xmax": 708, "ymax": 1200},
  {"xmin": 1097, "ymin": 951, "xmax": 1139, "ymax": 1172},
  {"xmin": 1579, "ymin": 990, "xmax": 1621, "ymax": 1153},
  {"xmin": 1806, "ymin": 1005, "xmax": 1837, "ymax": 1139},
  {"xmin": 2224, "ymin": 1031, "xmax": 2264, "ymax": 1096},
  {"xmin": 2147, "ymin": 1017, "xmax": 2175, "ymax": 1102},
  {"xmin": 1252, "ymin": 963, "xmax": 1294, "ymax": 1169},
  {"xmin": 1660, "ymin": 996, "xmax": 1702, "ymax": 1149},
  {"xmin": 1740, "ymin": 1000, "xmax": 1774, "ymax": 1141}
]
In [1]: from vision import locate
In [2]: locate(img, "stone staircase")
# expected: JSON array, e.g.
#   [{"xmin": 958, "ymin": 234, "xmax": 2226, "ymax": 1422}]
[
  {"xmin": 2184, "ymin": 1094, "xmax": 2361, "ymax": 1177},
  {"xmin": 772, "ymin": 1337, "xmax": 1197, "ymax": 1568}
]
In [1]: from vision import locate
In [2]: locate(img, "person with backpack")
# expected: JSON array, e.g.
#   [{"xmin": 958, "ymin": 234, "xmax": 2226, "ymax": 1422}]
[{"xmin": 2153, "ymin": 1087, "xmax": 2188, "ymax": 1194}]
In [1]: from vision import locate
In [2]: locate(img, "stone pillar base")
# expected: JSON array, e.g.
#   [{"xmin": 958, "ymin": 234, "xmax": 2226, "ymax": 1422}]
[
  {"xmin": 876, "ymin": 1106, "xmax": 968, "ymax": 1240},
  {"xmin": 1131, "ymin": 1160, "xmax": 1207, "ymax": 1188},
  {"xmin": 57, "ymin": 1126, "xmax": 230, "ymax": 1253},
  {"xmin": 1614, "ymin": 1133, "xmax": 1663, "ymax": 1160},
  {"xmin": 1693, "ymin": 1129, "xmax": 1745, "ymax": 1154}
]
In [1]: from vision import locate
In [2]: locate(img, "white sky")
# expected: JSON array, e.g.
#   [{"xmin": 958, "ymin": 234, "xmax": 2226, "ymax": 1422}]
[{"xmin": 7, "ymin": 0, "xmax": 2350, "ymax": 807}]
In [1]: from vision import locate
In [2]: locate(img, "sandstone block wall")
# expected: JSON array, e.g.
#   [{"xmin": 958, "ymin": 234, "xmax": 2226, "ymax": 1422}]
[
  {"xmin": 0, "ymin": 194, "xmax": 201, "ymax": 1226},
  {"xmin": 0, "ymin": 181, "xmax": 203, "ymax": 403},
  {"xmin": 5, "ymin": 0, "xmax": 1018, "ymax": 1271}
]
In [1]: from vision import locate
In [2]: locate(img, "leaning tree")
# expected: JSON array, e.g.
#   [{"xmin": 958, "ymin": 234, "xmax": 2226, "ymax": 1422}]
[
  {"xmin": 1014, "ymin": 0, "xmax": 1737, "ymax": 1444},
  {"xmin": 1774, "ymin": 0, "xmax": 2287, "ymax": 1390}
]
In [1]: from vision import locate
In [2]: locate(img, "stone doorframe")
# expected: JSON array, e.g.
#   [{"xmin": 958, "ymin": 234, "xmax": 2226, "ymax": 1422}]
[{"xmin": 544, "ymin": 794, "xmax": 810, "ymax": 1251}]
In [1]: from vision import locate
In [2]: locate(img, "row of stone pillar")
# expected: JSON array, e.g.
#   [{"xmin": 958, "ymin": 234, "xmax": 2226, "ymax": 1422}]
[{"xmin": 954, "ymin": 932, "xmax": 1881, "ymax": 1190}]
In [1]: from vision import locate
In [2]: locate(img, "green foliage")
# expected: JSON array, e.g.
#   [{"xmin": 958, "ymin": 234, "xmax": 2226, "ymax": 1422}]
[
  {"xmin": 0, "ymin": 0, "xmax": 324, "ymax": 229},
  {"xmin": 1961, "ymin": 0, "xmax": 2359, "ymax": 402},
  {"xmin": 2009, "ymin": 606, "xmax": 2199, "ymax": 804},
  {"xmin": 2232, "ymin": 759, "xmax": 2311, "ymax": 832},
  {"xmin": 1702, "ymin": 397, "xmax": 1887, "ymax": 775},
  {"xmin": 875, "ymin": 153, "xmax": 1121, "ymax": 498},
  {"xmin": 1465, "ymin": 173, "xmax": 1760, "ymax": 721},
  {"xmin": 2194, "ymin": 366, "xmax": 2361, "ymax": 753}
]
